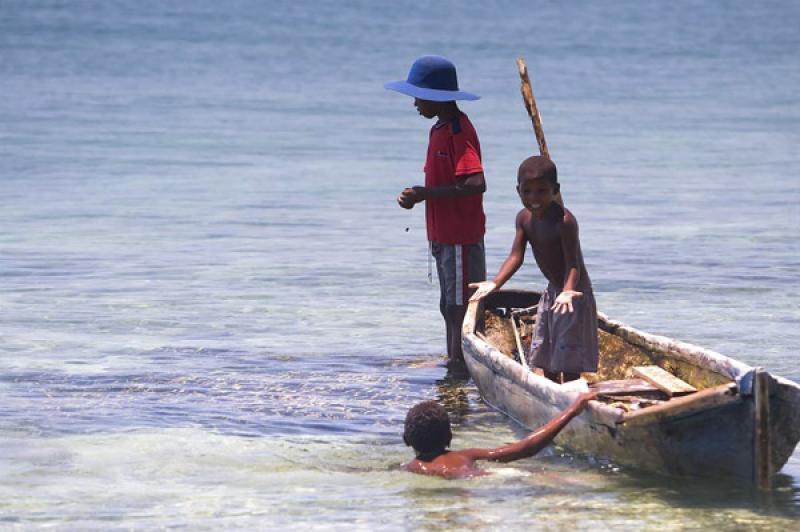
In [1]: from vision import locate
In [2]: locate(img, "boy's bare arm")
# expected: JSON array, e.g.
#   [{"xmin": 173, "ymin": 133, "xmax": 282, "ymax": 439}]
[
  {"xmin": 461, "ymin": 392, "xmax": 595, "ymax": 463},
  {"xmin": 397, "ymin": 172, "xmax": 485, "ymax": 208},
  {"xmin": 469, "ymin": 210, "xmax": 527, "ymax": 301},
  {"xmin": 550, "ymin": 212, "xmax": 584, "ymax": 313},
  {"xmin": 558, "ymin": 213, "xmax": 581, "ymax": 291},
  {"xmin": 493, "ymin": 211, "xmax": 529, "ymax": 287}
]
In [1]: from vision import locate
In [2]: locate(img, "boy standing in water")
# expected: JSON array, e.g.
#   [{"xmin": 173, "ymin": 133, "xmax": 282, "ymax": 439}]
[
  {"xmin": 471, "ymin": 156, "xmax": 598, "ymax": 383},
  {"xmin": 385, "ymin": 56, "xmax": 486, "ymax": 365},
  {"xmin": 402, "ymin": 392, "xmax": 596, "ymax": 479}
]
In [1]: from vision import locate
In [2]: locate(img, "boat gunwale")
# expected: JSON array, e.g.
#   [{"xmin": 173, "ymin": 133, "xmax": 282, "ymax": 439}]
[{"xmin": 620, "ymin": 382, "xmax": 738, "ymax": 426}]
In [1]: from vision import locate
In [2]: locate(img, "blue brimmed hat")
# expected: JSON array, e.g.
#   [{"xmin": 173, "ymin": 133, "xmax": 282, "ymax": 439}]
[{"xmin": 384, "ymin": 55, "xmax": 480, "ymax": 102}]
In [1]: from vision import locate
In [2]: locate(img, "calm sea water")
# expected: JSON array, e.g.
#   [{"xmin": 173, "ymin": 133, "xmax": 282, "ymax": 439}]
[{"xmin": 2, "ymin": 0, "xmax": 799, "ymax": 529}]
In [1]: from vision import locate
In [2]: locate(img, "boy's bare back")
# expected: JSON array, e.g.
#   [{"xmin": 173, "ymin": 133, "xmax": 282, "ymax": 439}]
[{"xmin": 402, "ymin": 450, "xmax": 488, "ymax": 479}]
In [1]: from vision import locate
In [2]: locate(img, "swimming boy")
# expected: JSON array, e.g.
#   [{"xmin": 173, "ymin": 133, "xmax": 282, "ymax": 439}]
[
  {"xmin": 385, "ymin": 56, "xmax": 487, "ymax": 365},
  {"xmin": 470, "ymin": 156, "xmax": 598, "ymax": 383},
  {"xmin": 402, "ymin": 392, "xmax": 595, "ymax": 479}
]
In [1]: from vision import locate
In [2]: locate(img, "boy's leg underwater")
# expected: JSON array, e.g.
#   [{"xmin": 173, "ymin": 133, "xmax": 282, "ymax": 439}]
[{"xmin": 445, "ymin": 304, "xmax": 467, "ymax": 363}]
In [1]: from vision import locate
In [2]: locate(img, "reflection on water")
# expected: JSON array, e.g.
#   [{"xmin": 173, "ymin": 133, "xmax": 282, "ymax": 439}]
[
  {"xmin": 436, "ymin": 361, "xmax": 472, "ymax": 427},
  {"xmin": 0, "ymin": 354, "xmax": 430, "ymax": 438}
]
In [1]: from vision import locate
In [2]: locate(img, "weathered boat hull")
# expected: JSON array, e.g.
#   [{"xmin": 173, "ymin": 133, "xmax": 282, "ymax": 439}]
[{"xmin": 462, "ymin": 290, "xmax": 800, "ymax": 483}]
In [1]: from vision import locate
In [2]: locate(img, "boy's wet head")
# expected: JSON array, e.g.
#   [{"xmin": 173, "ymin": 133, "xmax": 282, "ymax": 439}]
[
  {"xmin": 403, "ymin": 400, "xmax": 452, "ymax": 455},
  {"xmin": 517, "ymin": 156, "xmax": 558, "ymax": 188}
]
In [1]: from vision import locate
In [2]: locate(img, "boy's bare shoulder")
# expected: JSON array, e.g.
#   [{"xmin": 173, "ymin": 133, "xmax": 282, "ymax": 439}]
[
  {"xmin": 515, "ymin": 208, "xmax": 532, "ymax": 224},
  {"xmin": 403, "ymin": 452, "xmax": 488, "ymax": 479},
  {"xmin": 560, "ymin": 206, "xmax": 579, "ymax": 228}
]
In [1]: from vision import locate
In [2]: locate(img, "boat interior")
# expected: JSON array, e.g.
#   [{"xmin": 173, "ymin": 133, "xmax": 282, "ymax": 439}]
[{"xmin": 480, "ymin": 296, "xmax": 733, "ymax": 414}]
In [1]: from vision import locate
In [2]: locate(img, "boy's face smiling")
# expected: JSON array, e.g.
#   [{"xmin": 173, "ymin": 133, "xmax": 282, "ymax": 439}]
[{"xmin": 517, "ymin": 175, "xmax": 556, "ymax": 218}]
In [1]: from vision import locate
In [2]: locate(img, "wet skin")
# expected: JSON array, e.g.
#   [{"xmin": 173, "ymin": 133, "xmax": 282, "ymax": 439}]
[{"xmin": 402, "ymin": 393, "xmax": 595, "ymax": 479}]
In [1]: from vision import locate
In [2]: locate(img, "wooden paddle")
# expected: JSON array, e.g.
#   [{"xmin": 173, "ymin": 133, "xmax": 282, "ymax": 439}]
[{"xmin": 516, "ymin": 57, "xmax": 563, "ymax": 204}]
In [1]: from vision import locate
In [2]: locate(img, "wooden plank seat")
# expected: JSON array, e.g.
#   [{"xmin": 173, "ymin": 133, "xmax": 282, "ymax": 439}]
[
  {"xmin": 632, "ymin": 365, "xmax": 697, "ymax": 397},
  {"xmin": 590, "ymin": 378, "xmax": 662, "ymax": 397}
]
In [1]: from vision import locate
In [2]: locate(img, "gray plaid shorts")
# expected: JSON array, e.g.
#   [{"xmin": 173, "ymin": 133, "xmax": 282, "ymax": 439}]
[{"xmin": 431, "ymin": 240, "xmax": 486, "ymax": 306}]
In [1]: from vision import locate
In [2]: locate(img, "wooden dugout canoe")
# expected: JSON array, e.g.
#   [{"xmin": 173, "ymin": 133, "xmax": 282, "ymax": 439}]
[{"xmin": 462, "ymin": 289, "xmax": 800, "ymax": 486}]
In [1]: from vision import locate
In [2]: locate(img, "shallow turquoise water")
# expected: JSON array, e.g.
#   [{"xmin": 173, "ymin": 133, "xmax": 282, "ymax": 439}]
[{"xmin": 1, "ymin": 0, "xmax": 799, "ymax": 528}]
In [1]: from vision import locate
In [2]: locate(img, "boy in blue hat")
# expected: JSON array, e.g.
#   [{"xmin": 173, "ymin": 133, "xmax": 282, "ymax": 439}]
[{"xmin": 385, "ymin": 56, "xmax": 487, "ymax": 366}]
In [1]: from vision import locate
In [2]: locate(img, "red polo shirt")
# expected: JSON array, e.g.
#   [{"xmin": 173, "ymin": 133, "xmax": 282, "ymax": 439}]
[{"xmin": 424, "ymin": 113, "xmax": 485, "ymax": 244}]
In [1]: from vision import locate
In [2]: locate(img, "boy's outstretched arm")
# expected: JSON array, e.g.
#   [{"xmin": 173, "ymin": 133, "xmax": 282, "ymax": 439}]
[
  {"xmin": 469, "ymin": 210, "xmax": 528, "ymax": 301},
  {"xmin": 463, "ymin": 392, "xmax": 595, "ymax": 463}
]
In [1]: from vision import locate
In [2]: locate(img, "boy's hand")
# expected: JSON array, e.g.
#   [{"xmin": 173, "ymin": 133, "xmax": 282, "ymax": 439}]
[
  {"xmin": 551, "ymin": 290, "xmax": 583, "ymax": 314},
  {"xmin": 576, "ymin": 391, "xmax": 597, "ymax": 412},
  {"xmin": 397, "ymin": 187, "xmax": 426, "ymax": 209},
  {"xmin": 397, "ymin": 188, "xmax": 415, "ymax": 209},
  {"xmin": 468, "ymin": 281, "xmax": 497, "ymax": 302}
]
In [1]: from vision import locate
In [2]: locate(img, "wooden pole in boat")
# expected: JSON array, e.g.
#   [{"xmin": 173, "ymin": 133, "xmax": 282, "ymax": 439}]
[
  {"xmin": 753, "ymin": 368, "xmax": 772, "ymax": 489},
  {"xmin": 511, "ymin": 314, "xmax": 530, "ymax": 371},
  {"xmin": 516, "ymin": 57, "xmax": 562, "ymax": 205},
  {"xmin": 517, "ymin": 57, "xmax": 549, "ymax": 158}
]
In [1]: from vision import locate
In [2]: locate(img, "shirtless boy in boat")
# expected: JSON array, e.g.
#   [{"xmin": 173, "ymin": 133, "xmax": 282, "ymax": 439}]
[
  {"xmin": 470, "ymin": 156, "xmax": 598, "ymax": 383},
  {"xmin": 402, "ymin": 392, "xmax": 595, "ymax": 478}
]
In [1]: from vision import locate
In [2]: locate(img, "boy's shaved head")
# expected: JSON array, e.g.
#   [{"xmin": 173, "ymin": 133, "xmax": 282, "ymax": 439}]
[{"xmin": 518, "ymin": 156, "xmax": 558, "ymax": 185}]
